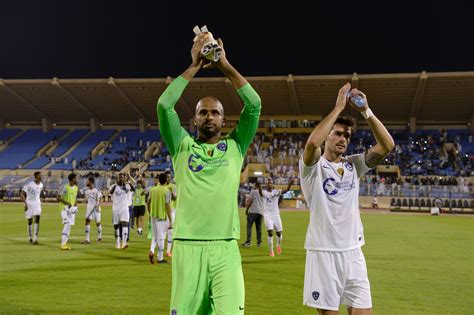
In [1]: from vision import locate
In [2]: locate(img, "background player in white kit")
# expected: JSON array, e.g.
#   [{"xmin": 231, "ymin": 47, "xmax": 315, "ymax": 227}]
[
  {"xmin": 81, "ymin": 177, "xmax": 103, "ymax": 244},
  {"xmin": 300, "ymin": 84, "xmax": 394, "ymax": 314},
  {"xmin": 20, "ymin": 171, "xmax": 44, "ymax": 244},
  {"xmin": 110, "ymin": 173, "xmax": 132, "ymax": 249},
  {"xmin": 263, "ymin": 177, "xmax": 294, "ymax": 256}
]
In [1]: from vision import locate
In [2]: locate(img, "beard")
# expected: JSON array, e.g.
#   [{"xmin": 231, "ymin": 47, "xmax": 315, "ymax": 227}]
[{"xmin": 198, "ymin": 124, "xmax": 221, "ymax": 138}]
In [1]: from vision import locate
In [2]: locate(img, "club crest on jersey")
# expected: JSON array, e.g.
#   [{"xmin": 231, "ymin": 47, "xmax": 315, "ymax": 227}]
[
  {"xmin": 323, "ymin": 178, "xmax": 338, "ymax": 195},
  {"xmin": 188, "ymin": 154, "xmax": 204, "ymax": 172},
  {"xmin": 217, "ymin": 142, "xmax": 227, "ymax": 152},
  {"xmin": 344, "ymin": 162, "xmax": 353, "ymax": 171},
  {"xmin": 312, "ymin": 291, "xmax": 320, "ymax": 301}
]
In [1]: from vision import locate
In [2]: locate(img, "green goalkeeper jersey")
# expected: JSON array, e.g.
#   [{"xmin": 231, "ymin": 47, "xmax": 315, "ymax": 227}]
[{"xmin": 157, "ymin": 76, "xmax": 261, "ymax": 240}]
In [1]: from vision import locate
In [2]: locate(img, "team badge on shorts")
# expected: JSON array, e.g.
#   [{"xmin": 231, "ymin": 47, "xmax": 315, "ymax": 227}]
[{"xmin": 312, "ymin": 291, "xmax": 320, "ymax": 301}]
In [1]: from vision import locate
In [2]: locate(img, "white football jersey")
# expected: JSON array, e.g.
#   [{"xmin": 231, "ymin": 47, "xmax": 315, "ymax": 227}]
[
  {"xmin": 263, "ymin": 189, "xmax": 282, "ymax": 215},
  {"xmin": 81, "ymin": 187, "xmax": 102, "ymax": 211},
  {"xmin": 110, "ymin": 184, "xmax": 131, "ymax": 211},
  {"xmin": 299, "ymin": 154, "xmax": 371, "ymax": 251},
  {"xmin": 22, "ymin": 181, "xmax": 43, "ymax": 209},
  {"xmin": 127, "ymin": 189, "xmax": 133, "ymax": 207}
]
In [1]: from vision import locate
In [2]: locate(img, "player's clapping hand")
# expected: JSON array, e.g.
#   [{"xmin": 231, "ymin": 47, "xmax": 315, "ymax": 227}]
[
  {"xmin": 203, "ymin": 38, "xmax": 227, "ymax": 70},
  {"xmin": 191, "ymin": 34, "xmax": 206, "ymax": 69},
  {"xmin": 335, "ymin": 83, "xmax": 351, "ymax": 112}
]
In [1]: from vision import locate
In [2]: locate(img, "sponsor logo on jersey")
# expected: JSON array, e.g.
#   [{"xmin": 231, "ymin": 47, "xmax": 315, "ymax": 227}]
[
  {"xmin": 312, "ymin": 291, "xmax": 320, "ymax": 301},
  {"xmin": 188, "ymin": 153, "xmax": 229, "ymax": 172},
  {"xmin": 323, "ymin": 177, "xmax": 356, "ymax": 195},
  {"xmin": 188, "ymin": 154, "xmax": 204, "ymax": 172},
  {"xmin": 323, "ymin": 178, "xmax": 338, "ymax": 195}
]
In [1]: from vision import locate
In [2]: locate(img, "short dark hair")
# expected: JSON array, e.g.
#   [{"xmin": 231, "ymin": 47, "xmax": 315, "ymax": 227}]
[
  {"xmin": 334, "ymin": 116, "xmax": 355, "ymax": 129},
  {"xmin": 159, "ymin": 173, "xmax": 168, "ymax": 185},
  {"xmin": 68, "ymin": 173, "xmax": 76, "ymax": 181},
  {"xmin": 88, "ymin": 177, "xmax": 95, "ymax": 184},
  {"xmin": 34, "ymin": 171, "xmax": 41, "ymax": 177}
]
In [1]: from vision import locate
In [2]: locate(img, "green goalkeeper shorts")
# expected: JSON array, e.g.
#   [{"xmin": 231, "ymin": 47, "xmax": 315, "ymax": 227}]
[{"xmin": 170, "ymin": 239, "xmax": 245, "ymax": 315}]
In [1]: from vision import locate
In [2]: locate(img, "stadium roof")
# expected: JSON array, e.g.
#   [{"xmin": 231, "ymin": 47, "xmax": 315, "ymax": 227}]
[{"xmin": 1, "ymin": 71, "xmax": 473, "ymax": 126}]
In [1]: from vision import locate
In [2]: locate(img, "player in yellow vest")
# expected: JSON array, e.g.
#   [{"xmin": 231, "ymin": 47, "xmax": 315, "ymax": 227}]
[
  {"xmin": 57, "ymin": 173, "xmax": 79, "ymax": 250},
  {"xmin": 147, "ymin": 173, "xmax": 172, "ymax": 264},
  {"xmin": 132, "ymin": 179, "xmax": 147, "ymax": 235}
]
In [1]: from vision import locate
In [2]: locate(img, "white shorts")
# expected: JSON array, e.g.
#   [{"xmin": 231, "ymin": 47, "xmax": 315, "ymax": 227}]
[
  {"xmin": 61, "ymin": 208, "xmax": 76, "ymax": 226},
  {"xmin": 25, "ymin": 206, "xmax": 41, "ymax": 219},
  {"xmin": 112, "ymin": 209, "xmax": 129, "ymax": 225},
  {"xmin": 264, "ymin": 213, "xmax": 283, "ymax": 232},
  {"xmin": 85, "ymin": 206, "xmax": 101, "ymax": 222},
  {"xmin": 303, "ymin": 248, "xmax": 372, "ymax": 311},
  {"xmin": 151, "ymin": 217, "xmax": 168, "ymax": 240},
  {"xmin": 166, "ymin": 208, "xmax": 176, "ymax": 226}
]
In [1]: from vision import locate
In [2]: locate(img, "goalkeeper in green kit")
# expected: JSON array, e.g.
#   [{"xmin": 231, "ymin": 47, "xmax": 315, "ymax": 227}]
[{"xmin": 157, "ymin": 32, "xmax": 261, "ymax": 314}]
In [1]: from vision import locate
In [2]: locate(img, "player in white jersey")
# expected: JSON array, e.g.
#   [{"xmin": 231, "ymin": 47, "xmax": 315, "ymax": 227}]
[
  {"xmin": 300, "ymin": 84, "xmax": 394, "ymax": 314},
  {"xmin": 20, "ymin": 171, "xmax": 44, "ymax": 244},
  {"xmin": 263, "ymin": 177, "xmax": 293, "ymax": 256},
  {"xmin": 110, "ymin": 173, "xmax": 132, "ymax": 249},
  {"xmin": 81, "ymin": 177, "xmax": 103, "ymax": 244}
]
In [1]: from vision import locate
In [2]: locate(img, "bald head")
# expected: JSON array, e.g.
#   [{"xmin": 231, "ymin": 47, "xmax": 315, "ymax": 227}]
[
  {"xmin": 195, "ymin": 96, "xmax": 224, "ymax": 116},
  {"xmin": 194, "ymin": 96, "xmax": 226, "ymax": 141}
]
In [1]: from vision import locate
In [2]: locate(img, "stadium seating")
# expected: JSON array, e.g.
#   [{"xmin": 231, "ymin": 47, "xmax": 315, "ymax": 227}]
[
  {"xmin": 49, "ymin": 129, "xmax": 116, "ymax": 170},
  {"xmin": 87, "ymin": 129, "xmax": 161, "ymax": 170},
  {"xmin": 0, "ymin": 128, "xmax": 22, "ymax": 142},
  {"xmin": 0, "ymin": 129, "xmax": 67, "ymax": 169}
]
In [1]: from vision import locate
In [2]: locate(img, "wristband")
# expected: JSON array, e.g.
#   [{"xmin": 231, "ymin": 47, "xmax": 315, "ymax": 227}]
[{"xmin": 361, "ymin": 108, "xmax": 373, "ymax": 120}]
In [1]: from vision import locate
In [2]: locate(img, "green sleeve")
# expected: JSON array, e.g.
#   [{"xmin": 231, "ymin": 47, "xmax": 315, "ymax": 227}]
[
  {"xmin": 157, "ymin": 76, "xmax": 190, "ymax": 158},
  {"xmin": 229, "ymin": 83, "xmax": 262, "ymax": 155}
]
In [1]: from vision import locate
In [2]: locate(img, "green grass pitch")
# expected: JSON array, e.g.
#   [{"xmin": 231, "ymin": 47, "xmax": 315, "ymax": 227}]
[{"xmin": 0, "ymin": 203, "xmax": 473, "ymax": 314}]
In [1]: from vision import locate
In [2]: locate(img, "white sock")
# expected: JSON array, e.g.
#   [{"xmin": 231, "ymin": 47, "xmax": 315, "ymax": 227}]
[
  {"xmin": 277, "ymin": 235, "xmax": 282, "ymax": 247},
  {"xmin": 158, "ymin": 239, "xmax": 165, "ymax": 261},
  {"xmin": 61, "ymin": 224, "xmax": 71, "ymax": 246},
  {"xmin": 85, "ymin": 225, "xmax": 90, "ymax": 242},
  {"xmin": 33, "ymin": 223, "xmax": 39, "ymax": 241},
  {"xmin": 115, "ymin": 227, "xmax": 121, "ymax": 246},
  {"xmin": 122, "ymin": 227, "xmax": 129, "ymax": 245},
  {"xmin": 268, "ymin": 236, "xmax": 273, "ymax": 252},
  {"xmin": 97, "ymin": 224, "xmax": 102, "ymax": 240},
  {"xmin": 166, "ymin": 229, "xmax": 173, "ymax": 253},
  {"xmin": 138, "ymin": 227, "xmax": 142, "ymax": 233},
  {"xmin": 150, "ymin": 239, "xmax": 156, "ymax": 253},
  {"xmin": 28, "ymin": 224, "xmax": 32, "ymax": 240}
]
